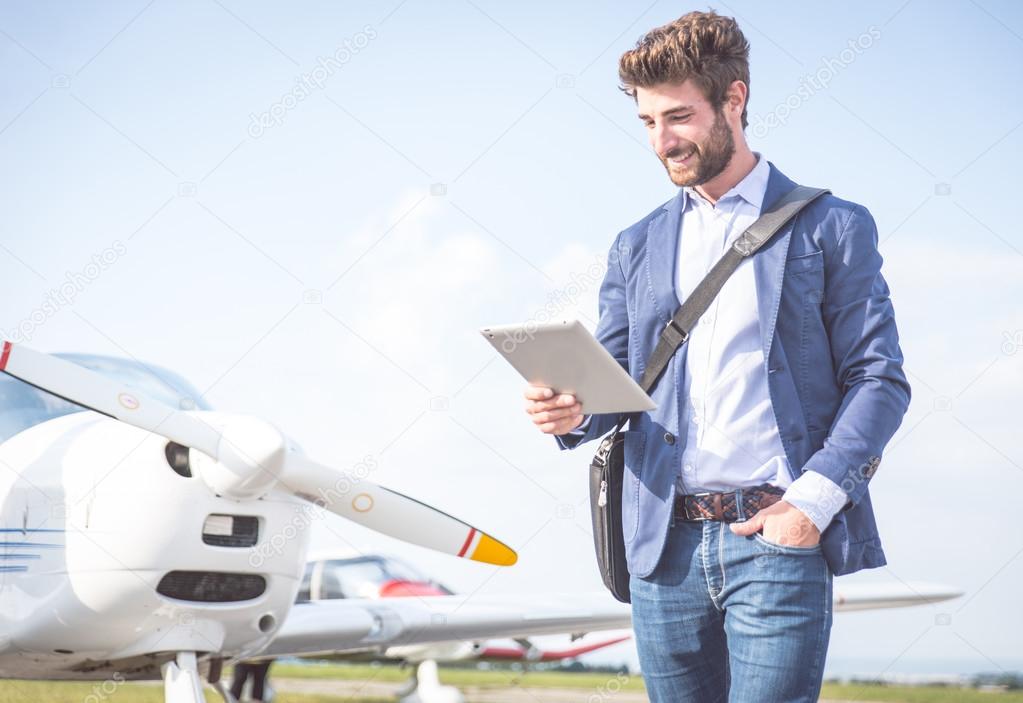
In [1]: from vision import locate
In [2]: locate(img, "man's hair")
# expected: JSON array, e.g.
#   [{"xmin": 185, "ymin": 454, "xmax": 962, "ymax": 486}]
[{"xmin": 618, "ymin": 9, "xmax": 751, "ymax": 129}]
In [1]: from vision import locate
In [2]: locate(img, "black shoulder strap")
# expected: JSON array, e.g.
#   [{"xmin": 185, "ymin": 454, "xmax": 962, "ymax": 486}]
[{"xmin": 613, "ymin": 184, "xmax": 831, "ymax": 434}]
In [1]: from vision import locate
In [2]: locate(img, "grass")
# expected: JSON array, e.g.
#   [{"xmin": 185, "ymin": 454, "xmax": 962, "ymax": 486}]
[
  {"xmin": 272, "ymin": 663, "xmax": 1023, "ymax": 701},
  {"xmin": 819, "ymin": 683, "xmax": 1023, "ymax": 702},
  {"xmin": 0, "ymin": 679, "xmax": 391, "ymax": 703},
  {"xmin": 2, "ymin": 669, "xmax": 1021, "ymax": 702},
  {"xmin": 272, "ymin": 661, "xmax": 645, "ymax": 690}
]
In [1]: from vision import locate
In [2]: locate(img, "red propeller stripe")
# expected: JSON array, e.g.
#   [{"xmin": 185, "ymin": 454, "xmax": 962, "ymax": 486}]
[
  {"xmin": 0, "ymin": 342, "xmax": 12, "ymax": 371},
  {"xmin": 457, "ymin": 528, "xmax": 477, "ymax": 557}
]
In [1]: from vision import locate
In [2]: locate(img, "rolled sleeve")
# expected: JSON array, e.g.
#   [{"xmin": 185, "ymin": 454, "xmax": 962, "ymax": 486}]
[{"xmin": 783, "ymin": 470, "xmax": 850, "ymax": 533}]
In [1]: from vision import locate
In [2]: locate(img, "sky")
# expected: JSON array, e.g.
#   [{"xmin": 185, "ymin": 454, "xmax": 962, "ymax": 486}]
[{"xmin": 1, "ymin": 0, "xmax": 1022, "ymax": 679}]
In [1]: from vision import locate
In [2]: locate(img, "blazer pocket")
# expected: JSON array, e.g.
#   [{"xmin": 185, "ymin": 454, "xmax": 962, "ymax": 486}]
[
  {"xmin": 621, "ymin": 430, "xmax": 647, "ymax": 543},
  {"xmin": 805, "ymin": 427, "xmax": 829, "ymax": 453},
  {"xmin": 785, "ymin": 248, "xmax": 824, "ymax": 275}
]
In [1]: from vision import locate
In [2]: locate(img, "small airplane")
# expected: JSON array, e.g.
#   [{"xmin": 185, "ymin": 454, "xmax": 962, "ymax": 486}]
[
  {"xmin": 273, "ymin": 549, "xmax": 633, "ymax": 701},
  {"xmin": 264, "ymin": 550, "xmax": 961, "ymax": 702},
  {"xmin": 298, "ymin": 550, "xmax": 633, "ymax": 663},
  {"xmin": 0, "ymin": 344, "xmax": 635, "ymax": 702},
  {"xmin": 0, "ymin": 343, "xmax": 962, "ymax": 703}
]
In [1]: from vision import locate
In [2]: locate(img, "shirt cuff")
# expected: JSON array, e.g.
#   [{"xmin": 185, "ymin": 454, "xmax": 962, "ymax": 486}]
[{"xmin": 782, "ymin": 470, "xmax": 849, "ymax": 534}]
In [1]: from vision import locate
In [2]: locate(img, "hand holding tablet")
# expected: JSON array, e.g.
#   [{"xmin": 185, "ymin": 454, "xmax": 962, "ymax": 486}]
[
  {"xmin": 522, "ymin": 383, "xmax": 585, "ymax": 435},
  {"xmin": 481, "ymin": 320, "xmax": 656, "ymax": 418}
]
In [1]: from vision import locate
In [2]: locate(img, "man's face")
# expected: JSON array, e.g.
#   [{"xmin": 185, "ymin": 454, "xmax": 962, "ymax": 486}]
[{"xmin": 636, "ymin": 79, "xmax": 736, "ymax": 187}]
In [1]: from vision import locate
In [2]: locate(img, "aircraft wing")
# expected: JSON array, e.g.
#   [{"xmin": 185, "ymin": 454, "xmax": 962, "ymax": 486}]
[
  {"xmin": 261, "ymin": 592, "xmax": 632, "ymax": 659},
  {"xmin": 477, "ymin": 634, "xmax": 632, "ymax": 662},
  {"xmin": 834, "ymin": 581, "xmax": 963, "ymax": 612},
  {"xmin": 262, "ymin": 580, "xmax": 961, "ymax": 658}
]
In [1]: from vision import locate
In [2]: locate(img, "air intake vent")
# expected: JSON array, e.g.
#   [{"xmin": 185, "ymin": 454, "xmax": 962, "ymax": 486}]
[
  {"xmin": 202, "ymin": 514, "xmax": 259, "ymax": 547},
  {"xmin": 165, "ymin": 442, "xmax": 192, "ymax": 477},
  {"xmin": 156, "ymin": 571, "xmax": 266, "ymax": 602}
]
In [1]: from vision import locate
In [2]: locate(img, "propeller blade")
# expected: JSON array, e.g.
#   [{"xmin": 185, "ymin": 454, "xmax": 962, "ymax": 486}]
[
  {"xmin": 2, "ymin": 342, "xmax": 519, "ymax": 567},
  {"xmin": 282, "ymin": 453, "xmax": 517, "ymax": 566},
  {"xmin": 0, "ymin": 341, "xmax": 221, "ymax": 458}
]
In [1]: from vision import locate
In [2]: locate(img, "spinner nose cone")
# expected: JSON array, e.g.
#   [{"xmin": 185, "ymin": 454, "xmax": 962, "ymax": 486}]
[{"xmin": 194, "ymin": 416, "xmax": 286, "ymax": 499}]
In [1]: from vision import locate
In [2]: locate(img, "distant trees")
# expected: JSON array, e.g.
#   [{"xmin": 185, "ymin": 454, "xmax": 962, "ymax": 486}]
[{"xmin": 971, "ymin": 671, "xmax": 1022, "ymax": 690}]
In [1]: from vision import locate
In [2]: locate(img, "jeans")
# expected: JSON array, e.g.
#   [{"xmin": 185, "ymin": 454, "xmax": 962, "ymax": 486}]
[
  {"xmin": 630, "ymin": 519, "xmax": 833, "ymax": 702},
  {"xmin": 230, "ymin": 660, "xmax": 272, "ymax": 701}
]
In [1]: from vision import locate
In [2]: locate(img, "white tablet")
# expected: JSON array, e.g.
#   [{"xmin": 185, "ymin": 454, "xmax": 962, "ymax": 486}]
[{"xmin": 480, "ymin": 319, "xmax": 655, "ymax": 414}]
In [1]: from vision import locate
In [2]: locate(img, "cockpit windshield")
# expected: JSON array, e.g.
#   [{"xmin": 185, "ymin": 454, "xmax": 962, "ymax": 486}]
[{"xmin": 0, "ymin": 353, "xmax": 211, "ymax": 444}]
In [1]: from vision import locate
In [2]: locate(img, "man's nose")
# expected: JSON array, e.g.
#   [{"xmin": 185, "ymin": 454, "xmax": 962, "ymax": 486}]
[{"xmin": 651, "ymin": 124, "xmax": 676, "ymax": 157}]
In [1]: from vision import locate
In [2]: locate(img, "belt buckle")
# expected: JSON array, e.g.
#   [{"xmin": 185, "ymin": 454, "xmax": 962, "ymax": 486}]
[{"xmin": 683, "ymin": 491, "xmax": 715, "ymax": 521}]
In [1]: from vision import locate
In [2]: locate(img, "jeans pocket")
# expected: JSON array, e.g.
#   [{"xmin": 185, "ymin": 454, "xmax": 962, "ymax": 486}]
[{"xmin": 753, "ymin": 531, "xmax": 823, "ymax": 554}]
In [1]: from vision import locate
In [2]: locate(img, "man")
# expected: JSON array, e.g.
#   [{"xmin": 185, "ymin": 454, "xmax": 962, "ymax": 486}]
[
  {"xmin": 229, "ymin": 659, "xmax": 273, "ymax": 702},
  {"xmin": 523, "ymin": 10, "xmax": 910, "ymax": 702}
]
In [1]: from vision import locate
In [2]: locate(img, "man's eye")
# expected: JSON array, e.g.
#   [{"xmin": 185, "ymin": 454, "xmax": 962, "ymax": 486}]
[{"xmin": 672, "ymin": 115, "xmax": 691, "ymax": 122}]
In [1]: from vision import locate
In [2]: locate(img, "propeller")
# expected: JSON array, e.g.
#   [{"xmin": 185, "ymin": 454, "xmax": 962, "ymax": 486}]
[{"xmin": 0, "ymin": 341, "xmax": 516, "ymax": 566}]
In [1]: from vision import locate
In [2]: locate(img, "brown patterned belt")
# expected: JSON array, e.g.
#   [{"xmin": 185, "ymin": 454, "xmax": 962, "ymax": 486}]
[{"xmin": 674, "ymin": 484, "xmax": 786, "ymax": 523}]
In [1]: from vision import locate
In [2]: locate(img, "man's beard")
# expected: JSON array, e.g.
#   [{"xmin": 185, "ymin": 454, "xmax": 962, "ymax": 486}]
[{"xmin": 659, "ymin": 108, "xmax": 735, "ymax": 187}]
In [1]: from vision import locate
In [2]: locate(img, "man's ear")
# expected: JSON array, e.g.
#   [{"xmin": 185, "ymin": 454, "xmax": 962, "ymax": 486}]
[{"xmin": 726, "ymin": 79, "xmax": 747, "ymax": 116}]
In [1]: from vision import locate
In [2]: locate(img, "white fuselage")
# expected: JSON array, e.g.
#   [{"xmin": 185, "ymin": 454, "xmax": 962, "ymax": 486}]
[{"xmin": 0, "ymin": 411, "xmax": 310, "ymax": 680}]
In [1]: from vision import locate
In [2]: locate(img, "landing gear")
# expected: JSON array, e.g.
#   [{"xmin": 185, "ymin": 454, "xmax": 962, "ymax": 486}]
[
  {"xmin": 207, "ymin": 658, "xmax": 238, "ymax": 703},
  {"xmin": 211, "ymin": 680, "xmax": 238, "ymax": 703},
  {"xmin": 397, "ymin": 660, "xmax": 464, "ymax": 703},
  {"xmin": 162, "ymin": 652, "xmax": 206, "ymax": 703}
]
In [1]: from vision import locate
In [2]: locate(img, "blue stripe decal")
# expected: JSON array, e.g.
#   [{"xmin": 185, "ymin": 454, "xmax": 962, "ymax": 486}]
[
  {"xmin": 0, "ymin": 529, "xmax": 65, "ymax": 533},
  {"xmin": 0, "ymin": 554, "xmax": 41, "ymax": 559},
  {"xmin": 0, "ymin": 566, "xmax": 29, "ymax": 573},
  {"xmin": 0, "ymin": 542, "xmax": 62, "ymax": 548}
]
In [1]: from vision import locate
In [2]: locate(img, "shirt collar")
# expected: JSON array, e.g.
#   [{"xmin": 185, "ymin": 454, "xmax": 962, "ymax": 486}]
[{"xmin": 682, "ymin": 151, "xmax": 770, "ymax": 212}]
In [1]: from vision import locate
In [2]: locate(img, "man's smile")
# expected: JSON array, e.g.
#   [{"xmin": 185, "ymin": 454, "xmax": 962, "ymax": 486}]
[{"xmin": 666, "ymin": 148, "xmax": 696, "ymax": 166}]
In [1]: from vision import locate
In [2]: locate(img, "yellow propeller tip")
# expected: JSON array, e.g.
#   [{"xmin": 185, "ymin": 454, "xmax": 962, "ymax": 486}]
[{"xmin": 470, "ymin": 533, "xmax": 518, "ymax": 566}]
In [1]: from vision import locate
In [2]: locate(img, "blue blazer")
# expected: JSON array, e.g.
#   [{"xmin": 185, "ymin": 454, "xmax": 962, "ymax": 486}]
[{"xmin": 557, "ymin": 161, "xmax": 911, "ymax": 578}]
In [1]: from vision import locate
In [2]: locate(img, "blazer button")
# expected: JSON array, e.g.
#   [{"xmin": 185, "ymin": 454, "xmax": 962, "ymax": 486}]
[{"xmin": 664, "ymin": 432, "xmax": 675, "ymax": 445}]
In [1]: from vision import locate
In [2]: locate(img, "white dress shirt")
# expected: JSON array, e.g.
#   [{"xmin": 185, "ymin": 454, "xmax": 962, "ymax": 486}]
[{"xmin": 675, "ymin": 152, "xmax": 847, "ymax": 533}]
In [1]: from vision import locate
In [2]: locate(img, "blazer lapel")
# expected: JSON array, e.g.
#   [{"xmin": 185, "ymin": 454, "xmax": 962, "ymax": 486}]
[
  {"xmin": 644, "ymin": 188, "xmax": 687, "ymax": 326},
  {"xmin": 753, "ymin": 161, "xmax": 799, "ymax": 360},
  {"xmin": 643, "ymin": 161, "xmax": 801, "ymax": 361}
]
